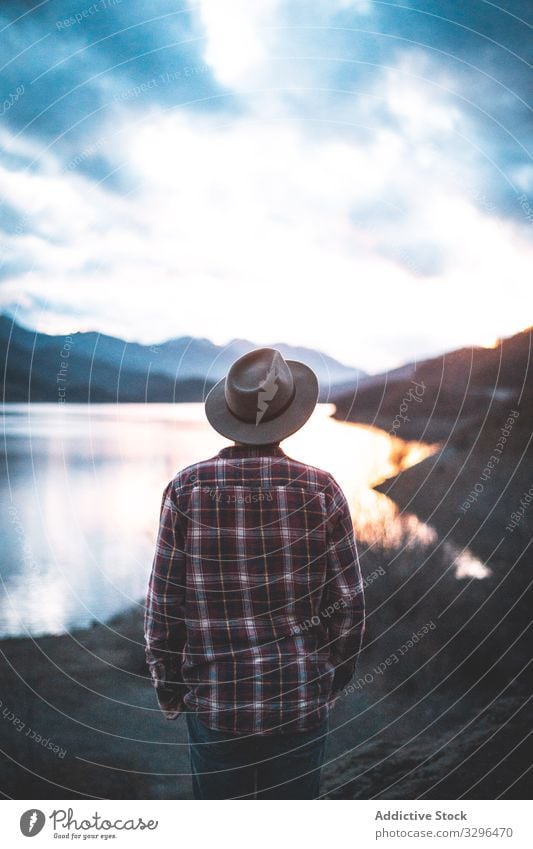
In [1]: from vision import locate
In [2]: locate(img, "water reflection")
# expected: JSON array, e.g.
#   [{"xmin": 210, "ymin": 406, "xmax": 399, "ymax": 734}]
[
  {"xmin": 285, "ymin": 412, "xmax": 490, "ymax": 578},
  {"xmin": 284, "ymin": 410, "xmax": 437, "ymax": 540},
  {"xmin": 0, "ymin": 403, "xmax": 488, "ymax": 638}
]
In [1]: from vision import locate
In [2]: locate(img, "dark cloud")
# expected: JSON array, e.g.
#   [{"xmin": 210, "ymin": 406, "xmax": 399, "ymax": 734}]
[
  {"xmin": 324, "ymin": 0, "xmax": 533, "ymax": 221},
  {"xmin": 0, "ymin": 0, "xmax": 225, "ymax": 156},
  {"xmin": 0, "ymin": 0, "xmax": 531, "ymax": 365},
  {"xmin": 2, "ymin": 0, "xmax": 530, "ymax": 207}
]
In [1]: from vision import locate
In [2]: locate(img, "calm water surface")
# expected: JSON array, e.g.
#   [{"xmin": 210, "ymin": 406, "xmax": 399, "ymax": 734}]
[{"xmin": 0, "ymin": 403, "xmax": 485, "ymax": 638}]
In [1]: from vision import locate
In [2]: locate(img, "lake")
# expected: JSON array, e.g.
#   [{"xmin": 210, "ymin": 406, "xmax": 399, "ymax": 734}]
[{"xmin": 0, "ymin": 403, "xmax": 484, "ymax": 638}]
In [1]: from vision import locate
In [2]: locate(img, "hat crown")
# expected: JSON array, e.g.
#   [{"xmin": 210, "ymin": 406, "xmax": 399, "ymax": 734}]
[{"xmin": 224, "ymin": 348, "xmax": 295, "ymax": 425}]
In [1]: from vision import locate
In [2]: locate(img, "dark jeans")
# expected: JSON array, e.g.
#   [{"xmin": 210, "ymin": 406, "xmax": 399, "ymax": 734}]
[{"xmin": 186, "ymin": 711, "xmax": 329, "ymax": 800}]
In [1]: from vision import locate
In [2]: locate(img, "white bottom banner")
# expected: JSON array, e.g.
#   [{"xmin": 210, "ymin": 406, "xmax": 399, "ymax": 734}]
[{"xmin": 2, "ymin": 799, "xmax": 530, "ymax": 848}]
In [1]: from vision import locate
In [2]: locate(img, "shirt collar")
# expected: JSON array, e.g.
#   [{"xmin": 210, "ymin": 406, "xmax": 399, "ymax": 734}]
[{"xmin": 218, "ymin": 443, "xmax": 286, "ymax": 459}]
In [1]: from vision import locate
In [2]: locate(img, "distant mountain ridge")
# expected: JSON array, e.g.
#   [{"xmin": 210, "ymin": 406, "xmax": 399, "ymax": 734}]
[
  {"xmin": 0, "ymin": 315, "xmax": 365, "ymax": 403},
  {"xmin": 331, "ymin": 323, "xmax": 533, "ymax": 566},
  {"xmin": 332, "ymin": 326, "xmax": 533, "ymax": 443}
]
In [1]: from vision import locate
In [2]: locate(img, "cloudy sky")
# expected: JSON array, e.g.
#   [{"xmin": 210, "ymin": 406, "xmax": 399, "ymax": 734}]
[{"xmin": 0, "ymin": 0, "xmax": 532, "ymax": 373}]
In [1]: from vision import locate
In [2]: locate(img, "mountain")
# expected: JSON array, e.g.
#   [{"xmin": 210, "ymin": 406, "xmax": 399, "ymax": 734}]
[
  {"xmin": 0, "ymin": 315, "xmax": 365, "ymax": 403},
  {"xmin": 332, "ymin": 327, "xmax": 533, "ymax": 443},
  {"xmin": 332, "ymin": 326, "xmax": 533, "ymax": 568}
]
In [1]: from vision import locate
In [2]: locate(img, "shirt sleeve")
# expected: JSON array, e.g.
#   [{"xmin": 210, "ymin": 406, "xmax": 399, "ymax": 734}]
[
  {"xmin": 144, "ymin": 480, "xmax": 188, "ymax": 717},
  {"xmin": 322, "ymin": 478, "xmax": 366, "ymax": 692}
]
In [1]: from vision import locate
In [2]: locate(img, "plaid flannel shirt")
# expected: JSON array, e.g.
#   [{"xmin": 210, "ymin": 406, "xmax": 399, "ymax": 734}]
[{"xmin": 144, "ymin": 443, "xmax": 365, "ymax": 735}]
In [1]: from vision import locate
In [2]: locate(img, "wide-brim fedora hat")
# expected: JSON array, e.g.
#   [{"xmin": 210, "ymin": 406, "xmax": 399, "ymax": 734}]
[{"xmin": 205, "ymin": 347, "xmax": 319, "ymax": 445}]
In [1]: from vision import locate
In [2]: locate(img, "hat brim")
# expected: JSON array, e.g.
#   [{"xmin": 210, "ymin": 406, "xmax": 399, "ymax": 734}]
[{"xmin": 204, "ymin": 360, "xmax": 319, "ymax": 445}]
